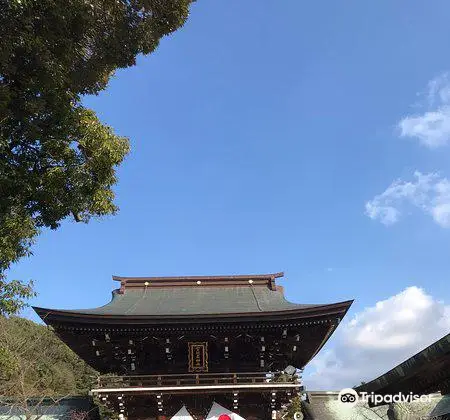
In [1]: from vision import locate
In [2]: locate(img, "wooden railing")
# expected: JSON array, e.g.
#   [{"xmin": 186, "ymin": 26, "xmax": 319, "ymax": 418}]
[{"xmin": 96, "ymin": 372, "xmax": 299, "ymax": 388}]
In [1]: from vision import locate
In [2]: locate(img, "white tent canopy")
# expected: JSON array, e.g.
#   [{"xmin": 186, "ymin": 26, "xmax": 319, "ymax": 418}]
[
  {"xmin": 205, "ymin": 402, "xmax": 246, "ymax": 420},
  {"xmin": 170, "ymin": 405, "xmax": 194, "ymax": 420}
]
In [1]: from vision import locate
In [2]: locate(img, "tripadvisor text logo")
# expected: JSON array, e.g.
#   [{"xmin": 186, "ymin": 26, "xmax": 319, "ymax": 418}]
[
  {"xmin": 338, "ymin": 388, "xmax": 359, "ymax": 406},
  {"xmin": 338, "ymin": 388, "xmax": 432, "ymax": 406}
]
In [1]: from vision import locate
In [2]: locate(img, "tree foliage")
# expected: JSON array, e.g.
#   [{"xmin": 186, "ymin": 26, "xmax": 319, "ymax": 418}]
[
  {"xmin": 0, "ymin": 0, "xmax": 192, "ymax": 307},
  {"xmin": 0, "ymin": 316, "xmax": 97, "ymax": 398},
  {"xmin": 283, "ymin": 396, "xmax": 303, "ymax": 419},
  {"xmin": 0, "ymin": 279, "xmax": 35, "ymax": 316}
]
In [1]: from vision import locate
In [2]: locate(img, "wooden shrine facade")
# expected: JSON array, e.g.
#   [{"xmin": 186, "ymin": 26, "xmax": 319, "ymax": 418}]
[
  {"xmin": 91, "ymin": 372, "xmax": 300, "ymax": 419},
  {"xmin": 34, "ymin": 272, "xmax": 353, "ymax": 419}
]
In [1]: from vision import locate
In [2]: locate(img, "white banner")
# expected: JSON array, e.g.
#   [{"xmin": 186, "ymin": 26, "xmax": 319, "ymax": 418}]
[{"xmin": 205, "ymin": 402, "xmax": 246, "ymax": 420}]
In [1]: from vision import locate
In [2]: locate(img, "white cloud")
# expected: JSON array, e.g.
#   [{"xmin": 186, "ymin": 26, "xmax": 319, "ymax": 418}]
[
  {"xmin": 398, "ymin": 73, "xmax": 450, "ymax": 148},
  {"xmin": 304, "ymin": 287, "xmax": 450, "ymax": 390},
  {"xmin": 365, "ymin": 171, "xmax": 450, "ymax": 227}
]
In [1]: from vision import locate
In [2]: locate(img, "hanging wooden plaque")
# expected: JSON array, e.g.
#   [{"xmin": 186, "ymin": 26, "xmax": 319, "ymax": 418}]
[{"xmin": 188, "ymin": 342, "xmax": 208, "ymax": 372}]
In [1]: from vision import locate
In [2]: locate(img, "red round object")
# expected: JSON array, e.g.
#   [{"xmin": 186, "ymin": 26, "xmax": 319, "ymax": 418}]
[{"xmin": 218, "ymin": 415, "xmax": 232, "ymax": 420}]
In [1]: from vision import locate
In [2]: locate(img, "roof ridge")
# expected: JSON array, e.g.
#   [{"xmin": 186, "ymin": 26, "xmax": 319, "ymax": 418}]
[
  {"xmin": 113, "ymin": 272, "xmax": 284, "ymax": 281},
  {"xmin": 113, "ymin": 273, "xmax": 284, "ymax": 293}
]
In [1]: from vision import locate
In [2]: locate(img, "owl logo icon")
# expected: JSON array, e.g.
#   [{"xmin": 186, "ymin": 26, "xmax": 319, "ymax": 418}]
[{"xmin": 338, "ymin": 388, "xmax": 359, "ymax": 406}]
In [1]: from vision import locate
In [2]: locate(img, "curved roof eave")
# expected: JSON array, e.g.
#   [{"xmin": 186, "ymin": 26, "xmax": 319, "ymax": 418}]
[
  {"xmin": 33, "ymin": 299, "xmax": 353, "ymax": 325},
  {"xmin": 355, "ymin": 332, "xmax": 450, "ymax": 395}
]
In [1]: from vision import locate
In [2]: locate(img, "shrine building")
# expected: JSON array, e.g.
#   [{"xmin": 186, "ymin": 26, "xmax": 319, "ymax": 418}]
[{"xmin": 34, "ymin": 272, "xmax": 353, "ymax": 420}]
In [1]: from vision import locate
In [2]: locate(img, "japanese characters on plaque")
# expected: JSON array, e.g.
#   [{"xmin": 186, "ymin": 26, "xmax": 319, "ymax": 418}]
[{"xmin": 188, "ymin": 342, "xmax": 208, "ymax": 372}]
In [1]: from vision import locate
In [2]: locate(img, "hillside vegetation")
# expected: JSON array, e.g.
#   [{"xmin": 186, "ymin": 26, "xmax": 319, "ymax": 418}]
[{"xmin": 0, "ymin": 316, "xmax": 97, "ymax": 398}]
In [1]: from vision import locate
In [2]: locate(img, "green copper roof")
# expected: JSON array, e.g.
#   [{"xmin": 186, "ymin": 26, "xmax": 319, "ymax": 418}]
[
  {"xmin": 55, "ymin": 286, "xmax": 322, "ymax": 316},
  {"xmin": 33, "ymin": 273, "xmax": 353, "ymax": 322}
]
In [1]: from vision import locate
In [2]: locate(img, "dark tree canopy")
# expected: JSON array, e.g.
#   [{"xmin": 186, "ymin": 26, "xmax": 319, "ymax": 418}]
[{"xmin": 0, "ymin": 0, "xmax": 192, "ymax": 311}]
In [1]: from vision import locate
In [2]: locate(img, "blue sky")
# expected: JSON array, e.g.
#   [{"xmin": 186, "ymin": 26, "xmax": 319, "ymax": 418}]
[{"xmin": 9, "ymin": 1, "xmax": 450, "ymax": 389}]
